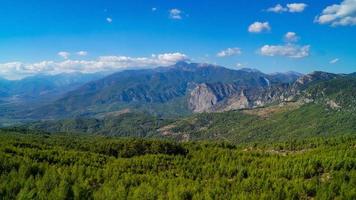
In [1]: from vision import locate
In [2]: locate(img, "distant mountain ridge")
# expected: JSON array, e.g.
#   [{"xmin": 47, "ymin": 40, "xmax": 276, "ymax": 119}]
[
  {"xmin": 1, "ymin": 62, "xmax": 355, "ymax": 124},
  {"xmin": 25, "ymin": 62, "xmax": 304, "ymax": 119},
  {"xmin": 0, "ymin": 72, "xmax": 105, "ymax": 100},
  {"xmin": 6, "ymin": 62, "xmax": 356, "ymax": 143}
]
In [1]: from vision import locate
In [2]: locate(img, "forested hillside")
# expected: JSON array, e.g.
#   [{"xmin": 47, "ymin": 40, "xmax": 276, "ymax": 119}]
[
  {"xmin": 0, "ymin": 131, "xmax": 355, "ymax": 199},
  {"xmin": 160, "ymin": 103, "xmax": 356, "ymax": 142},
  {"xmin": 24, "ymin": 113, "xmax": 172, "ymax": 137},
  {"xmin": 23, "ymin": 102, "xmax": 356, "ymax": 144}
]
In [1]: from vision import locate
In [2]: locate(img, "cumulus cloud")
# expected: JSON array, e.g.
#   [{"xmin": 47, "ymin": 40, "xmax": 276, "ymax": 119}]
[
  {"xmin": 330, "ymin": 58, "xmax": 340, "ymax": 64},
  {"xmin": 77, "ymin": 51, "xmax": 88, "ymax": 56},
  {"xmin": 287, "ymin": 3, "xmax": 308, "ymax": 13},
  {"xmin": 217, "ymin": 48, "xmax": 242, "ymax": 57},
  {"xmin": 0, "ymin": 53, "xmax": 189, "ymax": 80},
  {"xmin": 267, "ymin": 3, "xmax": 307, "ymax": 13},
  {"xmin": 315, "ymin": 0, "xmax": 356, "ymax": 26},
  {"xmin": 106, "ymin": 17, "xmax": 112, "ymax": 23},
  {"xmin": 58, "ymin": 51, "xmax": 70, "ymax": 59},
  {"xmin": 169, "ymin": 9, "xmax": 183, "ymax": 19},
  {"xmin": 259, "ymin": 31, "xmax": 309, "ymax": 58},
  {"xmin": 248, "ymin": 22, "xmax": 271, "ymax": 33},
  {"xmin": 284, "ymin": 32, "xmax": 299, "ymax": 43},
  {"xmin": 267, "ymin": 4, "xmax": 288, "ymax": 13},
  {"xmin": 260, "ymin": 44, "xmax": 310, "ymax": 58}
]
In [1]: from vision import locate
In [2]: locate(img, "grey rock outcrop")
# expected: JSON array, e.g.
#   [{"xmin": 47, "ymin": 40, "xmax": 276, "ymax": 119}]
[
  {"xmin": 187, "ymin": 71, "xmax": 344, "ymax": 113},
  {"xmin": 188, "ymin": 82, "xmax": 302, "ymax": 113},
  {"xmin": 188, "ymin": 84, "xmax": 218, "ymax": 113}
]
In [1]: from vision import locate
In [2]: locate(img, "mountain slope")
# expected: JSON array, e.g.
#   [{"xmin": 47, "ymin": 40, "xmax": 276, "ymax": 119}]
[
  {"xmin": 159, "ymin": 103, "xmax": 356, "ymax": 143},
  {"xmin": 303, "ymin": 75, "xmax": 356, "ymax": 110},
  {"xmin": 22, "ymin": 102, "xmax": 356, "ymax": 143},
  {"xmin": 24, "ymin": 112, "xmax": 171, "ymax": 137},
  {"xmin": 26, "ymin": 62, "xmax": 301, "ymax": 119}
]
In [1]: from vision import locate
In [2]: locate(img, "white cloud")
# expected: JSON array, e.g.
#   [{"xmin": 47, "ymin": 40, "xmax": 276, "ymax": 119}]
[
  {"xmin": 106, "ymin": 17, "xmax": 112, "ymax": 23},
  {"xmin": 248, "ymin": 22, "xmax": 271, "ymax": 33},
  {"xmin": 330, "ymin": 58, "xmax": 339, "ymax": 64},
  {"xmin": 267, "ymin": 4, "xmax": 288, "ymax": 13},
  {"xmin": 260, "ymin": 44, "xmax": 310, "ymax": 58},
  {"xmin": 170, "ymin": 8, "xmax": 182, "ymax": 20},
  {"xmin": 155, "ymin": 53, "xmax": 189, "ymax": 64},
  {"xmin": 267, "ymin": 3, "xmax": 307, "ymax": 13},
  {"xmin": 0, "ymin": 53, "xmax": 189, "ymax": 80},
  {"xmin": 315, "ymin": 0, "xmax": 356, "ymax": 26},
  {"xmin": 287, "ymin": 3, "xmax": 308, "ymax": 13},
  {"xmin": 58, "ymin": 51, "xmax": 70, "ymax": 59},
  {"xmin": 284, "ymin": 32, "xmax": 299, "ymax": 42},
  {"xmin": 77, "ymin": 51, "xmax": 88, "ymax": 56},
  {"xmin": 217, "ymin": 48, "xmax": 242, "ymax": 57}
]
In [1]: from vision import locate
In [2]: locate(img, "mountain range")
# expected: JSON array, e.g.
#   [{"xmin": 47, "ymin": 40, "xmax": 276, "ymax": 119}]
[
  {"xmin": 19, "ymin": 62, "xmax": 304, "ymax": 119},
  {"xmin": 1, "ymin": 61, "xmax": 355, "ymax": 143},
  {"xmin": 0, "ymin": 61, "xmax": 352, "ymax": 143}
]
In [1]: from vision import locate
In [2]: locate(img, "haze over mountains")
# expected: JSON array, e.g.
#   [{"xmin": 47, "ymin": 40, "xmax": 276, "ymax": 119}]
[
  {"xmin": 0, "ymin": 73, "xmax": 104, "ymax": 100},
  {"xmin": 0, "ymin": 73, "xmax": 105, "ymax": 125}
]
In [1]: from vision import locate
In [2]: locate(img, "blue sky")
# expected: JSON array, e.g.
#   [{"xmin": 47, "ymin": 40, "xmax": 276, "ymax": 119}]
[{"xmin": 0, "ymin": 0, "xmax": 356, "ymax": 79}]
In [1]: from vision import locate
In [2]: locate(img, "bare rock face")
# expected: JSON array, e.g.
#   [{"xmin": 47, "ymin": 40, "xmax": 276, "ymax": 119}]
[
  {"xmin": 188, "ymin": 84, "xmax": 218, "ymax": 113},
  {"xmin": 188, "ymin": 83, "xmax": 255, "ymax": 113},
  {"xmin": 188, "ymin": 83, "xmax": 297, "ymax": 113},
  {"xmin": 220, "ymin": 90, "xmax": 250, "ymax": 111}
]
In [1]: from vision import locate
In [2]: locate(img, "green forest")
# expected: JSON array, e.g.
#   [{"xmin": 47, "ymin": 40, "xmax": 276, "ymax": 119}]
[
  {"xmin": 23, "ymin": 103, "xmax": 356, "ymax": 144},
  {"xmin": 0, "ymin": 130, "xmax": 355, "ymax": 200}
]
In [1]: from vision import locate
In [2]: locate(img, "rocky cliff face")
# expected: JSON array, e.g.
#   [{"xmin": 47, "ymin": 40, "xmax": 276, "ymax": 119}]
[
  {"xmin": 188, "ymin": 84, "xmax": 218, "ymax": 113},
  {"xmin": 188, "ymin": 82, "xmax": 295, "ymax": 113},
  {"xmin": 187, "ymin": 71, "xmax": 346, "ymax": 113}
]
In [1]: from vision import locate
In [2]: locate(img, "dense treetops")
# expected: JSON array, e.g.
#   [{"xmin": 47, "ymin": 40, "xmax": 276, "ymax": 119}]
[{"xmin": 0, "ymin": 130, "xmax": 355, "ymax": 199}]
